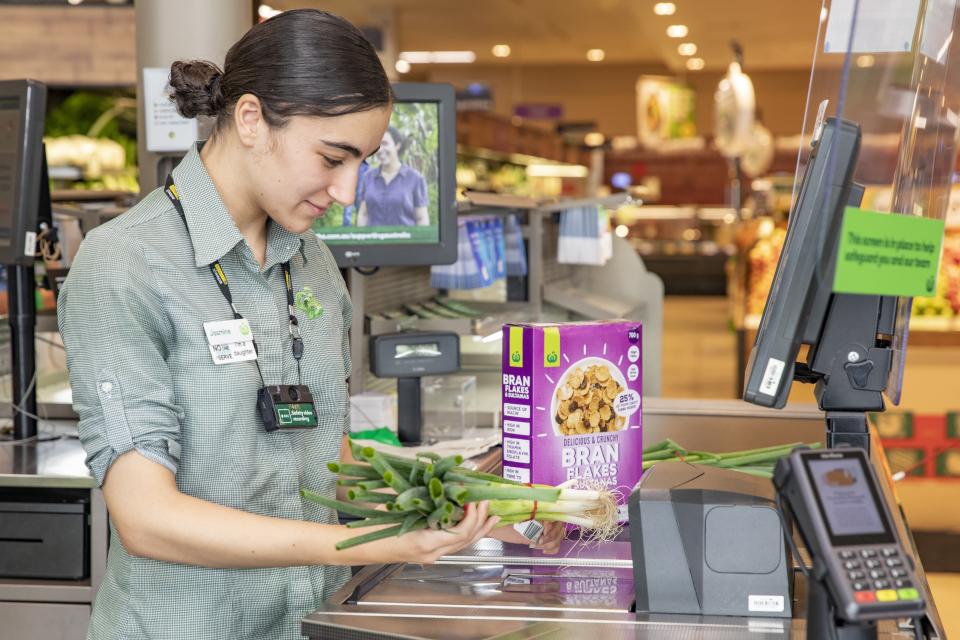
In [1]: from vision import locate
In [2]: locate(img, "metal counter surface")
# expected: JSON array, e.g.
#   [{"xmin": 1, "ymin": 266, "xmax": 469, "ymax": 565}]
[
  {"xmin": 0, "ymin": 423, "xmax": 106, "ymax": 605},
  {"xmin": 302, "ymin": 400, "xmax": 943, "ymax": 640},
  {"xmin": 0, "ymin": 423, "xmax": 93, "ymax": 488},
  {"xmin": 304, "ymin": 540, "xmax": 920, "ymax": 639}
]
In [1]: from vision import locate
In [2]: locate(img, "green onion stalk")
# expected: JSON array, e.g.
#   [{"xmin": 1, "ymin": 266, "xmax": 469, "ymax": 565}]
[
  {"xmin": 640, "ymin": 440, "xmax": 821, "ymax": 477},
  {"xmin": 303, "ymin": 441, "xmax": 619, "ymax": 550}
]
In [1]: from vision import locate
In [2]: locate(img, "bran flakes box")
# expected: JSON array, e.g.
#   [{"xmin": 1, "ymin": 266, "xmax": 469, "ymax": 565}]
[{"xmin": 501, "ymin": 321, "xmax": 643, "ymax": 521}]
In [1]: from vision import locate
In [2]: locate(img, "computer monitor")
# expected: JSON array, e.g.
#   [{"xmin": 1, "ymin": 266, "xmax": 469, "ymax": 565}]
[
  {"xmin": 0, "ymin": 79, "xmax": 46, "ymax": 266},
  {"xmin": 744, "ymin": 115, "xmax": 900, "ymax": 451},
  {"xmin": 313, "ymin": 82, "xmax": 457, "ymax": 267}
]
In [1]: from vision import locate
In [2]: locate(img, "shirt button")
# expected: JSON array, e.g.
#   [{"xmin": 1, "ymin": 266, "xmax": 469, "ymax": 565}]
[{"xmin": 100, "ymin": 381, "xmax": 114, "ymax": 394}]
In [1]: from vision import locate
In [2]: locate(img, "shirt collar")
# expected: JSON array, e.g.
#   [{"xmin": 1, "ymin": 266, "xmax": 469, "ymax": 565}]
[
  {"xmin": 170, "ymin": 143, "xmax": 306, "ymax": 269},
  {"xmin": 374, "ymin": 164, "xmax": 411, "ymax": 183}
]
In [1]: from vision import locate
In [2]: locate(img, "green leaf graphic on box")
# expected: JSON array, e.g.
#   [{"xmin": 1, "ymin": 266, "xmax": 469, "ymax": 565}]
[
  {"xmin": 240, "ymin": 323, "xmax": 251, "ymax": 337},
  {"xmin": 511, "ymin": 351, "xmax": 521, "ymax": 363},
  {"xmin": 295, "ymin": 286, "xmax": 324, "ymax": 320},
  {"xmin": 546, "ymin": 352, "xmax": 558, "ymax": 364}
]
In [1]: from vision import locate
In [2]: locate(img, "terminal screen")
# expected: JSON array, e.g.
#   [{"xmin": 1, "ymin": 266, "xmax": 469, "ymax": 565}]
[
  {"xmin": 312, "ymin": 101, "xmax": 440, "ymax": 246},
  {"xmin": 0, "ymin": 96, "xmax": 20, "ymax": 246},
  {"xmin": 806, "ymin": 454, "xmax": 893, "ymax": 544}
]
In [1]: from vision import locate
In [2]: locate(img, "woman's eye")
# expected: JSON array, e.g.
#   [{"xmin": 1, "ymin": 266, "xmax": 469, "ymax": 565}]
[{"xmin": 322, "ymin": 155, "xmax": 344, "ymax": 168}]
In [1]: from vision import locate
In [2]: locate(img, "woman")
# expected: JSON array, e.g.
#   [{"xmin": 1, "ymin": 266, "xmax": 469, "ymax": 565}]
[
  {"xmin": 356, "ymin": 126, "xmax": 431, "ymax": 227},
  {"xmin": 58, "ymin": 10, "xmax": 561, "ymax": 640}
]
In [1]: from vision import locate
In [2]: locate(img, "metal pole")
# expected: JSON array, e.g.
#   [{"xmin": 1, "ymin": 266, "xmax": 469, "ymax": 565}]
[{"xmin": 8, "ymin": 264, "xmax": 37, "ymax": 440}]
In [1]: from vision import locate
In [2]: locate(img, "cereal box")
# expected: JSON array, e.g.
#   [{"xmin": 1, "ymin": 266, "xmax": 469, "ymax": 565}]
[{"xmin": 501, "ymin": 321, "xmax": 643, "ymax": 519}]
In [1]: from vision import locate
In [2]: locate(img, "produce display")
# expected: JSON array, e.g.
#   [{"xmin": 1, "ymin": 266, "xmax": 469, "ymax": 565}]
[
  {"xmin": 745, "ymin": 226, "xmax": 786, "ymax": 317},
  {"xmin": 642, "ymin": 438, "xmax": 819, "ymax": 478},
  {"xmin": 302, "ymin": 441, "xmax": 619, "ymax": 550},
  {"xmin": 912, "ymin": 233, "xmax": 960, "ymax": 317}
]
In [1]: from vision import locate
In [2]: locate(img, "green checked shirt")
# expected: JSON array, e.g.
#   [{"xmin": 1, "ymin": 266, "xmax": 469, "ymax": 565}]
[{"xmin": 58, "ymin": 144, "xmax": 352, "ymax": 640}]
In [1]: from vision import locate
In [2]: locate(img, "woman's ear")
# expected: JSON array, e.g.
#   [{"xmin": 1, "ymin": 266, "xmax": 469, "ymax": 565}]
[{"xmin": 233, "ymin": 93, "xmax": 267, "ymax": 148}]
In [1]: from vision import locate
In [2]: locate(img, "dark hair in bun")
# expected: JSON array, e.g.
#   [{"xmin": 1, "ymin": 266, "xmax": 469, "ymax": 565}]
[
  {"xmin": 167, "ymin": 9, "xmax": 392, "ymax": 134},
  {"xmin": 168, "ymin": 60, "xmax": 224, "ymax": 119}
]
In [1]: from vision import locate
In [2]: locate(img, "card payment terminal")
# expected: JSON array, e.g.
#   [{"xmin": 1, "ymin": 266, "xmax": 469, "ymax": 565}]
[{"xmin": 774, "ymin": 448, "xmax": 925, "ymax": 637}]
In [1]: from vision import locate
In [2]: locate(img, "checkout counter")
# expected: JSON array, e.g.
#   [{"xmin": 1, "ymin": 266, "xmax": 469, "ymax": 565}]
[
  {"xmin": 0, "ymin": 398, "xmax": 947, "ymax": 639},
  {"xmin": 295, "ymin": 399, "xmax": 945, "ymax": 639}
]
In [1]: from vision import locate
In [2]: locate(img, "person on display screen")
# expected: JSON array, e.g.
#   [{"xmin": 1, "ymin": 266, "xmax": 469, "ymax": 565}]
[
  {"xmin": 57, "ymin": 10, "xmax": 562, "ymax": 640},
  {"xmin": 355, "ymin": 126, "xmax": 431, "ymax": 227}
]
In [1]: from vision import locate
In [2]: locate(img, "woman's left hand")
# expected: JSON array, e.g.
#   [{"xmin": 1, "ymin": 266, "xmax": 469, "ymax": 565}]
[{"xmin": 490, "ymin": 520, "xmax": 565, "ymax": 554}]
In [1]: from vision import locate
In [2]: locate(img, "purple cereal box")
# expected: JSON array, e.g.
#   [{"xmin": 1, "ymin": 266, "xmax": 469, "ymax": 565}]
[{"xmin": 501, "ymin": 321, "xmax": 643, "ymax": 520}]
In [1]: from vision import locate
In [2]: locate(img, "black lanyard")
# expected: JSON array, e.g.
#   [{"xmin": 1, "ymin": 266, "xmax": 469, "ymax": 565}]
[{"xmin": 164, "ymin": 175, "xmax": 304, "ymax": 382}]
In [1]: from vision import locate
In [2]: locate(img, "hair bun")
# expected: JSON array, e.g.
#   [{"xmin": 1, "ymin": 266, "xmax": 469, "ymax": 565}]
[{"xmin": 168, "ymin": 59, "xmax": 225, "ymax": 119}]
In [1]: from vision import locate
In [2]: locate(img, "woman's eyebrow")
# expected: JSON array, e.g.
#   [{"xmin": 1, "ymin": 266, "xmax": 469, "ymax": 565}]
[
  {"xmin": 365, "ymin": 146, "xmax": 381, "ymax": 160},
  {"xmin": 319, "ymin": 139, "xmax": 363, "ymax": 158}
]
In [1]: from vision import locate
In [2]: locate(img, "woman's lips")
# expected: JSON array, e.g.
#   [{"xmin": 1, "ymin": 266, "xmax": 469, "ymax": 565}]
[{"xmin": 306, "ymin": 200, "xmax": 328, "ymax": 216}]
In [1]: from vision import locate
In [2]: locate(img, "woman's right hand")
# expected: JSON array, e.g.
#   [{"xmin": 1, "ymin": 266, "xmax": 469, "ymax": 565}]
[{"xmin": 394, "ymin": 501, "xmax": 500, "ymax": 564}]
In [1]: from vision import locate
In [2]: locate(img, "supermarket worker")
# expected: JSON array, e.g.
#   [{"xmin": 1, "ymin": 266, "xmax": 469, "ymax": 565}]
[{"xmin": 58, "ymin": 10, "xmax": 562, "ymax": 640}]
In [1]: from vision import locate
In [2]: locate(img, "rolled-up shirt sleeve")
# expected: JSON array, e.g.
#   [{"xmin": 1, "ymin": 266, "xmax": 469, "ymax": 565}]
[{"xmin": 57, "ymin": 227, "xmax": 183, "ymax": 486}]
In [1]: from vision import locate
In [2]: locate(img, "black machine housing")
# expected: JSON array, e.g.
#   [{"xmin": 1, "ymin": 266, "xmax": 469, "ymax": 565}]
[{"xmin": 743, "ymin": 117, "xmax": 897, "ymax": 451}]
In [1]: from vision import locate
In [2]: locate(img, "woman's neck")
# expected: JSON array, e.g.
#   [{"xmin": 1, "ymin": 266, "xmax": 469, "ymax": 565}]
[
  {"xmin": 200, "ymin": 135, "xmax": 269, "ymax": 267},
  {"xmin": 381, "ymin": 158, "xmax": 401, "ymax": 176}
]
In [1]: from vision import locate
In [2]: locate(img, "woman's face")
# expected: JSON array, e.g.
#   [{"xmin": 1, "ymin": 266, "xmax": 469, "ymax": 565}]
[
  {"xmin": 376, "ymin": 130, "xmax": 400, "ymax": 167},
  {"xmin": 247, "ymin": 106, "xmax": 391, "ymax": 234}
]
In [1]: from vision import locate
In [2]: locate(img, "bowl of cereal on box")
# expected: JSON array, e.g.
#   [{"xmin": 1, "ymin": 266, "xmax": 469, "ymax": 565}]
[{"xmin": 551, "ymin": 357, "xmax": 628, "ymax": 436}]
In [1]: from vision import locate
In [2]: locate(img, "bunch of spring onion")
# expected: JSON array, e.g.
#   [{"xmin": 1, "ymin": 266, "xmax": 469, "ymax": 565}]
[
  {"xmin": 642, "ymin": 439, "xmax": 821, "ymax": 478},
  {"xmin": 301, "ymin": 440, "xmax": 619, "ymax": 550}
]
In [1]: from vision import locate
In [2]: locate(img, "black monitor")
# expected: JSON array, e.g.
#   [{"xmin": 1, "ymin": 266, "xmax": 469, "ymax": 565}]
[
  {"xmin": 313, "ymin": 82, "xmax": 457, "ymax": 267},
  {"xmin": 744, "ymin": 116, "xmax": 899, "ymax": 449},
  {"xmin": 0, "ymin": 79, "xmax": 46, "ymax": 266}
]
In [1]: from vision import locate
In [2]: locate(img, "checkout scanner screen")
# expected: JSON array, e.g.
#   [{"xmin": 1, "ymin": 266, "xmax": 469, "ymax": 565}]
[
  {"xmin": 313, "ymin": 101, "xmax": 441, "ymax": 246},
  {"xmin": 0, "ymin": 96, "xmax": 20, "ymax": 246},
  {"xmin": 804, "ymin": 453, "xmax": 894, "ymax": 546},
  {"xmin": 395, "ymin": 343, "xmax": 441, "ymax": 360}
]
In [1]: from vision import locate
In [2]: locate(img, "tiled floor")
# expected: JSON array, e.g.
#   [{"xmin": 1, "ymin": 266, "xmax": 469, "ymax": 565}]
[{"xmin": 661, "ymin": 296, "xmax": 960, "ymax": 637}]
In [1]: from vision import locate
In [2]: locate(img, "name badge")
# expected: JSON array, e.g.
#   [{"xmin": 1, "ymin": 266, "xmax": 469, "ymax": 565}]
[{"xmin": 203, "ymin": 319, "xmax": 258, "ymax": 365}]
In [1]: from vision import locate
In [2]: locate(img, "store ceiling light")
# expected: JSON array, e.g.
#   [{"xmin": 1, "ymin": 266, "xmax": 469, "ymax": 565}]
[
  {"xmin": 856, "ymin": 54, "xmax": 875, "ymax": 68},
  {"xmin": 666, "ymin": 24, "xmax": 689, "ymax": 38},
  {"xmin": 584, "ymin": 132, "xmax": 606, "ymax": 147},
  {"xmin": 492, "ymin": 44, "xmax": 512, "ymax": 58},
  {"xmin": 395, "ymin": 59, "xmax": 411, "ymax": 74},
  {"xmin": 615, "ymin": 224, "xmax": 630, "ymax": 238},
  {"xmin": 258, "ymin": 3, "xmax": 282, "ymax": 18},
  {"xmin": 653, "ymin": 2, "xmax": 676, "ymax": 15},
  {"xmin": 677, "ymin": 42, "xmax": 698, "ymax": 56},
  {"xmin": 399, "ymin": 51, "xmax": 477, "ymax": 64},
  {"xmin": 686, "ymin": 57, "xmax": 705, "ymax": 71},
  {"xmin": 527, "ymin": 164, "xmax": 590, "ymax": 178},
  {"xmin": 586, "ymin": 48, "xmax": 606, "ymax": 62},
  {"xmin": 67, "ymin": 0, "xmax": 83, "ymax": 4}
]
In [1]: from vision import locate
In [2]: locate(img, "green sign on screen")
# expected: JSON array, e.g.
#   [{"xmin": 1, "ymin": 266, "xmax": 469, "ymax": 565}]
[{"xmin": 833, "ymin": 207, "xmax": 945, "ymax": 297}]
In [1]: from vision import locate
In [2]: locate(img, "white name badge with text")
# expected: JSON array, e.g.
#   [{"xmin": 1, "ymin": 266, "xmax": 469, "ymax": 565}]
[{"xmin": 203, "ymin": 319, "xmax": 258, "ymax": 365}]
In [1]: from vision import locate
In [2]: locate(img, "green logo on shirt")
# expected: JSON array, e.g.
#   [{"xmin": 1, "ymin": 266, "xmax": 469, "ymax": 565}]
[{"xmin": 295, "ymin": 286, "xmax": 324, "ymax": 320}]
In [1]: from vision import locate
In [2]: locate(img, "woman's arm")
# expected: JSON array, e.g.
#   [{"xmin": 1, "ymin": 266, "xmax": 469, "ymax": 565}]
[
  {"xmin": 356, "ymin": 200, "xmax": 368, "ymax": 227},
  {"xmin": 414, "ymin": 206, "xmax": 430, "ymax": 226},
  {"xmin": 104, "ymin": 450, "xmax": 499, "ymax": 569}
]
